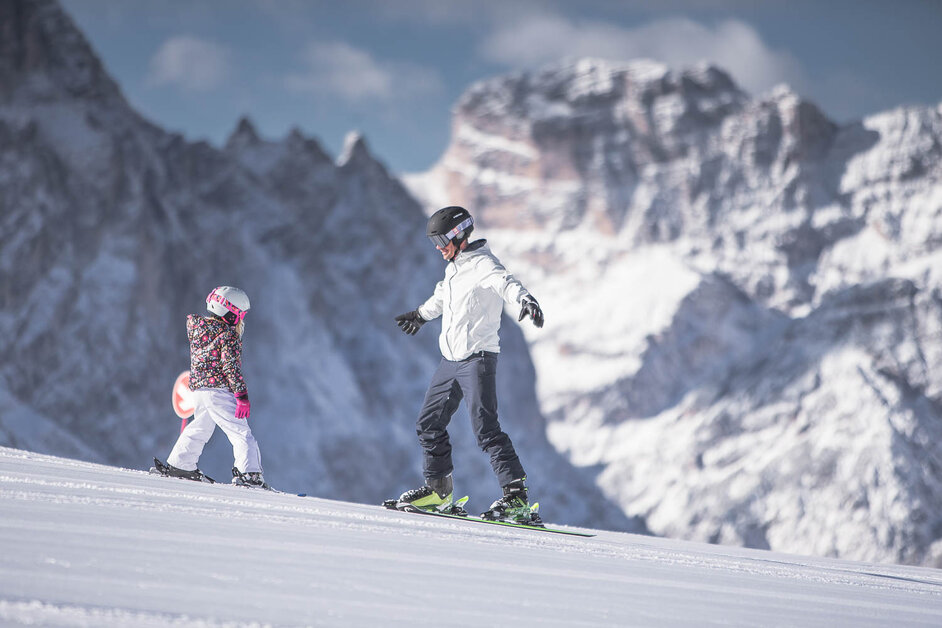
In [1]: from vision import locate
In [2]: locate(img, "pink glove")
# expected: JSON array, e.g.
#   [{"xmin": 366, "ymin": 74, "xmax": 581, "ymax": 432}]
[{"xmin": 235, "ymin": 394, "xmax": 251, "ymax": 419}]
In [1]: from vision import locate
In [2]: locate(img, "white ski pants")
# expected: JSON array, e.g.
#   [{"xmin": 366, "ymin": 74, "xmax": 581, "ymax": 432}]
[{"xmin": 167, "ymin": 388, "xmax": 263, "ymax": 474}]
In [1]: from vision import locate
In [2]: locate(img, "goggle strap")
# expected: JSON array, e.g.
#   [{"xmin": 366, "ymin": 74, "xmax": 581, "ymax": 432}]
[
  {"xmin": 207, "ymin": 290, "xmax": 246, "ymax": 324},
  {"xmin": 445, "ymin": 217, "xmax": 473, "ymax": 240},
  {"xmin": 430, "ymin": 216, "xmax": 473, "ymax": 247}
]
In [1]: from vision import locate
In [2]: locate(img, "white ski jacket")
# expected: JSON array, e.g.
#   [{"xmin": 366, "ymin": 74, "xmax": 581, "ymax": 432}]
[{"xmin": 418, "ymin": 240, "xmax": 531, "ymax": 361}]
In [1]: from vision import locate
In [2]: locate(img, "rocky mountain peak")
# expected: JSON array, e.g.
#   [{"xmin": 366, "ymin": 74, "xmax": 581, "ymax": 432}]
[
  {"xmin": 224, "ymin": 116, "xmax": 262, "ymax": 151},
  {"xmin": 337, "ymin": 130, "xmax": 372, "ymax": 168},
  {"xmin": 0, "ymin": 0, "xmax": 124, "ymax": 104},
  {"xmin": 224, "ymin": 120, "xmax": 334, "ymax": 186},
  {"xmin": 421, "ymin": 58, "xmax": 753, "ymax": 235},
  {"xmin": 284, "ymin": 126, "xmax": 332, "ymax": 163},
  {"xmin": 758, "ymin": 84, "xmax": 838, "ymax": 161},
  {"xmin": 456, "ymin": 58, "xmax": 746, "ymax": 130}
]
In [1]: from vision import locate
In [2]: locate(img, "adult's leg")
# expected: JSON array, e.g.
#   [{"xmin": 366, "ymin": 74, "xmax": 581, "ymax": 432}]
[
  {"xmin": 415, "ymin": 359, "xmax": 462, "ymax": 481},
  {"xmin": 458, "ymin": 354, "xmax": 525, "ymax": 487}
]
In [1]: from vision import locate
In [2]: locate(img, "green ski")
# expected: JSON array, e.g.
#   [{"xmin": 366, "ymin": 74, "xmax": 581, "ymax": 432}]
[{"xmin": 382, "ymin": 496, "xmax": 595, "ymax": 537}]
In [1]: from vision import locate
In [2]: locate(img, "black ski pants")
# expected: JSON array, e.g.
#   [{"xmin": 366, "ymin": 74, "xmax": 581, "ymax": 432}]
[{"xmin": 416, "ymin": 351, "xmax": 525, "ymax": 488}]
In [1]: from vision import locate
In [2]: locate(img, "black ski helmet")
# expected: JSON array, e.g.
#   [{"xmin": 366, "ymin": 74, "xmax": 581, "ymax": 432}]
[{"xmin": 427, "ymin": 206, "xmax": 473, "ymax": 248}]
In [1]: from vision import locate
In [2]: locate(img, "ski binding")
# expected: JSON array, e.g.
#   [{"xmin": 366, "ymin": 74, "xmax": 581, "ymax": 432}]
[{"xmin": 149, "ymin": 457, "xmax": 215, "ymax": 483}]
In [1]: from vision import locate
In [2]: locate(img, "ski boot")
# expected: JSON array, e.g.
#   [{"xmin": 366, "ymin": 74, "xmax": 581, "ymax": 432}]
[
  {"xmin": 231, "ymin": 467, "xmax": 271, "ymax": 490},
  {"xmin": 390, "ymin": 474, "xmax": 457, "ymax": 513},
  {"xmin": 481, "ymin": 478, "xmax": 543, "ymax": 526},
  {"xmin": 151, "ymin": 458, "xmax": 215, "ymax": 483}
]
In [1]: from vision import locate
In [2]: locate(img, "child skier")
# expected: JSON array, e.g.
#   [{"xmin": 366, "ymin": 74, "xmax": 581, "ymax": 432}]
[
  {"xmin": 392, "ymin": 206, "xmax": 544, "ymax": 524},
  {"xmin": 156, "ymin": 286, "xmax": 268, "ymax": 489}
]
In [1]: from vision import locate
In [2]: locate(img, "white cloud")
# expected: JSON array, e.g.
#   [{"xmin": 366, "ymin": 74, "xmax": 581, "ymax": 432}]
[
  {"xmin": 146, "ymin": 36, "xmax": 231, "ymax": 92},
  {"xmin": 479, "ymin": 13, "xmax": 807, "ymax": 97},
  {"xmin": 285, "ymin": 41, "xmax": 443, "ymax": 103}
]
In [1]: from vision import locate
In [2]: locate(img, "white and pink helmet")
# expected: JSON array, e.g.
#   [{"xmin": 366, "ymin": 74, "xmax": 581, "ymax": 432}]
[{"xmin": 206, "ymin": 286, "xmax": 250, "ymax": 325}]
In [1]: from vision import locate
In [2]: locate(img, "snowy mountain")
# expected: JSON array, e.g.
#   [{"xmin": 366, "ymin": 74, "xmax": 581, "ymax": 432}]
[
  {"xmin": 4, "ymin": 446, "xmax": 942, "ymax": 626},
  {"xmin": 406, "ymin": 58, "xmax": 942, "ymax": 566},
  {"xmin": 0, "ymin": 0, "xmax": 633, "ymax": 531}
]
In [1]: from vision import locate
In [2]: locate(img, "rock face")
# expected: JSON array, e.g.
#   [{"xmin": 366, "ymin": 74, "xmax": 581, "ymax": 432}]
[
  {"xmin": 0, "ymin": 0, "xmax": 636, "ymax": 531},
  {"xmin": 407, "ymin": 57, "xmax": 942, "ymax": 565}
]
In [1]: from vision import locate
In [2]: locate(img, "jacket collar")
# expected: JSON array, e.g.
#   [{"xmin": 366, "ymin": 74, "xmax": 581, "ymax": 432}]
[{"xmin": 452, "ymin": 239, "xmax": 487, "ymax": 265}]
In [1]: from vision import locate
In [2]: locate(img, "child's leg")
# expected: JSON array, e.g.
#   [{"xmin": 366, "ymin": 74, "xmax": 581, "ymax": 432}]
[
  {"xmin": 202, "ymin": 388, "xmax": 263, "ymax": 474},
  {"xmin": 167, "ymin": 392, "xmax": 217, "ymax": 470}
]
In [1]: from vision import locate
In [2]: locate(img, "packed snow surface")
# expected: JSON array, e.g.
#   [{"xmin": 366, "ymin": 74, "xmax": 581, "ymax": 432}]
[{"xmin": 1, "ymin": 447, "xmax": 941, "ymax": 627}]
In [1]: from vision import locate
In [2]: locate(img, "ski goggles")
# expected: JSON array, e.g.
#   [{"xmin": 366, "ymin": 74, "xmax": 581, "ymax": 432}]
[
  {"xmin": 207, "ymin": 290, "xmax": 247, "ymax": 325},
  {"xmin": 428, "ymin": 217, "xmax": 473, "ymax": 248}
]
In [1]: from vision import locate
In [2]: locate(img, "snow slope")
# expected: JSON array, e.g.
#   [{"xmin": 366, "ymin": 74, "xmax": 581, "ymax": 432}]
[{"xmin": 2, "ymin": 446, "xmax": 941, "ymax": 627}]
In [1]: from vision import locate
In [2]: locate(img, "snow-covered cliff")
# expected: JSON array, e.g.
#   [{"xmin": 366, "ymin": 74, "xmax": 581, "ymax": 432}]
[{"xmin": 407, "ymin": 58, "xmax": 942, "ymax": 565}]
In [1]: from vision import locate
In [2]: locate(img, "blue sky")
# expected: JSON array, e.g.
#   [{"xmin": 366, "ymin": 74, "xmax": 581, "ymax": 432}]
[{"xmin": 61, "ymin": 0, "xmax": 942, "ymax": 174}]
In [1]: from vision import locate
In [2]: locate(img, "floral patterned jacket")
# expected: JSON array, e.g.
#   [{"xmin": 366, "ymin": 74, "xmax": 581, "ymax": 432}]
[{"xmin": 186, "ymin": 315, "xmax": 247, "ymax": 396}]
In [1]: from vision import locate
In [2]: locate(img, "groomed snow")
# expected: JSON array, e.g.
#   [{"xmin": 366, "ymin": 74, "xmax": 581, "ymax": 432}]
[{"xmin": 1, "ymin": 446, "xmax": 941, "ymax": 627}]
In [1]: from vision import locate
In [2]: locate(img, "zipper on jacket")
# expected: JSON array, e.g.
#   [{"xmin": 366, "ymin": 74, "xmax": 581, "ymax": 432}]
[{"xmin": 443, "ymin": 260, "xmax": 457, "ymax": 360}]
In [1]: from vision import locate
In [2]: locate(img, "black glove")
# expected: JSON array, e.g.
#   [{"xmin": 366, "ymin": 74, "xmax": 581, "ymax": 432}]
[
  {"xmin": 395, "ymin": 310, "xmax": 426, "ymax": 335},
  {"xmin": 518, "ymin": 296, "xmax": 544, "ymax": 328}
]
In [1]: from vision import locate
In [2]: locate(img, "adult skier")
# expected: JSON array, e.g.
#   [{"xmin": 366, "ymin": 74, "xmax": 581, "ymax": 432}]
[
  {"xmin": 393, "ymin": 206, "xmax": 544, "ymax": 523},
  {"xmin": 157, "ymin": 286, "xmax": 268, "ymax": 489}
]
